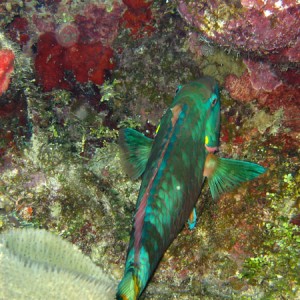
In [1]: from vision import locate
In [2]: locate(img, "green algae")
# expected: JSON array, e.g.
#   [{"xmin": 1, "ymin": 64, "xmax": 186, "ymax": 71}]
[
  {"xmin": 238, "ymin": 172, "xmax": 300, "ymax": 299},
  {"xmin": 99, "ymin": 79, "xmax": 122, "ymax": 103},
  {"xmin": 244, "ymin": 108, "xmax": 284, "ymax": 135},
  {"xmin": 200, "ymin": 47, "xmax": 245, "ymax": 84}
]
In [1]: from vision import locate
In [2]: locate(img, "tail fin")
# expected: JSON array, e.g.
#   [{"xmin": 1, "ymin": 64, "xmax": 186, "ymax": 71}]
[{"xmin": 116, "ymin": 271, "xmax": 139, "ymax": 300}]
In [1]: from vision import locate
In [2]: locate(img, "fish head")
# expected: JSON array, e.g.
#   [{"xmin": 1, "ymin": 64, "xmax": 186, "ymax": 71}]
[
  {"xmin": 202, "ymin": 78, "xmax": 220, "ymax": 153},
  {"xmin": 173, "ymin": 77, "xmax": 220, "ymax": 152}
]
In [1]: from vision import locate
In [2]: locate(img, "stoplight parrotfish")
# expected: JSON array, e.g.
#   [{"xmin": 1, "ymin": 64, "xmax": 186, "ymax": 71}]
[{"xmin": 117, "ymin": 77, "xmax": 266, "ymax": 300}]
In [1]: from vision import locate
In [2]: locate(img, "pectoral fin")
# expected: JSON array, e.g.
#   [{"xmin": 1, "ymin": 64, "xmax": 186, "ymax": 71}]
[
  {"xmin": 204, "ymin": 153, "xmax": 266, "ymax": 199},
  {"xmin": 187, "ymin": 207, "xmax": 197, "ymax": 230},
  {"xmin": 119, "ymin": 128, "xmax": 153, "ymax": 180}
]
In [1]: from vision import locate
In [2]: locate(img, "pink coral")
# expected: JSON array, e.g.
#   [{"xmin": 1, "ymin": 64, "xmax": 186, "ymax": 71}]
[
  {"xmin": 35, "ymin": 32, "xmax": 68, "ymax": 91},
  {"xmin": 243, "ymin": 59, "xmax": 282, "ymax": 92},
  {"xmin": 75, "ymin": 3, "xmax": 125, "ymax": 45},
  {"xmin": 35, "ymin": 32, "xmax": 114, "ymax": 91},
  {"xmin": 225, "ymin": 72, "xmax": 260, "ymax": 102},
  {"xmin": 225, "ymin": 70, "xmax": 300, "ymax": 131},
  {"xmin": 178, "ymin": 0, "xmax": 300, "ymax": 62},
  {"xmin": 7, "ymin": 17, "xmax": 30, "ymax": 46},
  {"xmin": 0, "ymin": 49, "xmax": 15, "ymax": 96},
  {"xmin": 64, "ymin": 43, "xmax": 114, "ymax": 85}
]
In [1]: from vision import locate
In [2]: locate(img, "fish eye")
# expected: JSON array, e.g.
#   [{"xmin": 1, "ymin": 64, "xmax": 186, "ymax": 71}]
[{"xmin": 211, "ymin": 96, "xmax": 218, "ymax": 107}]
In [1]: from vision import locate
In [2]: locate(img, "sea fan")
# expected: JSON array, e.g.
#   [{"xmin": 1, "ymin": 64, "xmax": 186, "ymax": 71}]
[{"xmin": 0, "ymin": 228, "xmax": 116, "ymax": 299}]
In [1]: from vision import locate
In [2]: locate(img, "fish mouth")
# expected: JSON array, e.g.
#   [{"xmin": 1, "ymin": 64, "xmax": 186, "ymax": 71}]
[{"xmin": 205, "ymin": 145, "xmax": 218, "ymax": 153}]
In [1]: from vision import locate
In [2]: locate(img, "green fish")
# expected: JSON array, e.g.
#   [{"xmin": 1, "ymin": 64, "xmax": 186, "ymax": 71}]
[{"xmin": 117, "ymin": 77, "xmax": 266, "ymax": 299}]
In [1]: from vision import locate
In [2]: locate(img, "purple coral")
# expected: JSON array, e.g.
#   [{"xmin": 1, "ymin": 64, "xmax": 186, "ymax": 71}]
[
  {"xmin": 75, "ymin": 3, "xmax": 125, "ymax": 46},
  {"xmin": 178, "ymin": 0, "xmax": 300, "ymax": 62},
  {"xmin": 243, "ymin": 59, "xmax": 282, "ymax": 92}
]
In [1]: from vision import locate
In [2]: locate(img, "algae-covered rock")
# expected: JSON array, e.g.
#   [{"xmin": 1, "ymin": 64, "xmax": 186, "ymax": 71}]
[{"xmin": 113, "ymin": 9, "xmax": 201, "ymax": 125}]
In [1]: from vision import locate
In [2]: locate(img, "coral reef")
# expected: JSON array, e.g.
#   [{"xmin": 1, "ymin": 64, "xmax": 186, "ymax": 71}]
[
  {"xmin": 32, "ymin": 0, "xmax": 156, "ymax": 91},
  {"xmin": 243, "ymin": 59, "xmax": 282, "ymax": 92},
  {"xmin": 0, "ymin": 228, "xmax": 116, "ymax": 299},
  {"xmin": 34, "ymin": 32, "xmax": 69, "ymax": 91},
  {"xmin": 178, "ymin": 0, "xmax": 300, "ymax": 62},
  {"xmin": 0, "ymin": 0, "xmax": 299, "ymax": 299},
  {"xmin": 113, "ymin": 9, "xmax": 201, "ymax": 125},
  {"xmin": 35, "ymin": 32, "xmax": 115, "ymax": 91},
  {"xmin": 0, "ymin": 30, "xmax": 38, "ymax": 157},
  {"xmin": 238, "ymin": 173, "xmax": 300, "ymax": 298},
  {"xmin": 178, "ymin": 0, "xmax": 300, "ymax": 115}
]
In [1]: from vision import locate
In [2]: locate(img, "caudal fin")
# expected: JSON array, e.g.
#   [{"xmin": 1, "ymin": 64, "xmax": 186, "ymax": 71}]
[{"xmin": 116, "ymin": 271, "xmax": 139, "ymax": 300}]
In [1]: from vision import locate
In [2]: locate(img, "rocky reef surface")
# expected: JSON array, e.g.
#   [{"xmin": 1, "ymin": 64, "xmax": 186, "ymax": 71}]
[{"xmin": 0, "ymin": 0, "xmax": 299, "ymax": 299}]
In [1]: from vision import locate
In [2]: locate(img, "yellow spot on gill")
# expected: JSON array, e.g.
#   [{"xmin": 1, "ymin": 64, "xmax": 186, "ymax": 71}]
[{"xmin": 205, "ymin": 135, "xmax": 209, "ymax": 145}]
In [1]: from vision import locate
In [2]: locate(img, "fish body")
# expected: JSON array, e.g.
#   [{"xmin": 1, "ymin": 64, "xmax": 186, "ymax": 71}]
[{"xmin": 117, "ymin": 77, "xmax": 265, "ymax": 299}]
